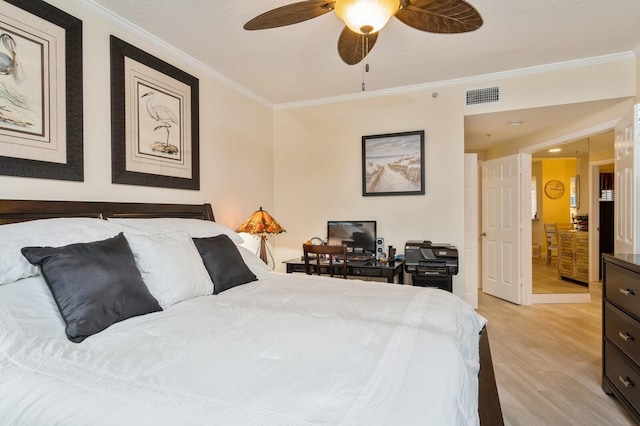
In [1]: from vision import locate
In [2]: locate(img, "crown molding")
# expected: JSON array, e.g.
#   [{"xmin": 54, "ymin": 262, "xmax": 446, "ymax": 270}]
[
  {"xmin": 275, "ymin": 51, "xmax": 636, "ymax": 110},
  {"xmin": 75, "ymin": 0, "xmax": 272, "ymax": 108}
]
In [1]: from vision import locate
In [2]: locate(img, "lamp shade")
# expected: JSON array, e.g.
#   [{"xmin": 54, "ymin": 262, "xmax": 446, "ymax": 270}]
[
  {"xmin": 236, "ymin": 207, "xmax": 285, "ymax": 235},
  {"xmin": 335, "ymin": 0, "xmax": 399, "ymax": 35}
]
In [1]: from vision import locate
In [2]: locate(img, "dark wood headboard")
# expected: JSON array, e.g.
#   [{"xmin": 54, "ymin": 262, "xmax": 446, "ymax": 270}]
[{"xmin": 0, "ymin": 200, "xmax": 215, "ymax": 225}]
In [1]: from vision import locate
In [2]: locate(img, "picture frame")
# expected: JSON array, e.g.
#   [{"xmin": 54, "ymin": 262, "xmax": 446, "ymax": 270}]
[
  {"xmin": 0, "ymin": 0, "xmax": 83, "ymax": 181},
  {"xmin": 110, "ymin": 36, "xmax": 200, "ymax": 190},
  {"xmin": 362, "ymin": 130, "xmax": 425, "ymax": 196}
]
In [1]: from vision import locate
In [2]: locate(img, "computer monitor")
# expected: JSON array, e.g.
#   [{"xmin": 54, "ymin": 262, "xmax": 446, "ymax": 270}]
[{"xmin": 327, "ymin": 220, "xmax": 376, "ymax": 257}]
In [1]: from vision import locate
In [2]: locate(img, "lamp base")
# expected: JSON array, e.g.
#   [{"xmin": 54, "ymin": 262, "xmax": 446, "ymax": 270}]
[{"xmin": 258, "ymin": 234, "xmax": 268, "ymax": 264}]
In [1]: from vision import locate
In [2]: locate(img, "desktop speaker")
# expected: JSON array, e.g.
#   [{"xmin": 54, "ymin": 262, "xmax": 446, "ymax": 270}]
[{"xmin": 376, "ymin": 237, "xmax": 385, "ymax": 260}]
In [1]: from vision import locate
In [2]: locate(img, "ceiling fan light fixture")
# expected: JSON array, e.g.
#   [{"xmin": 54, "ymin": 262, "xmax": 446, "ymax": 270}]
[{"xmin": 335, "ymin": 0, "xmax": 399, "ymax": 35}]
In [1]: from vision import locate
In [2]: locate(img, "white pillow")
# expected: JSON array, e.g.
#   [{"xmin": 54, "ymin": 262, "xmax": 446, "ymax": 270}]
[
  {"xmin": 237, "ymin": 246, "xmax": 272, "ymax": 279},
  {"xmin": 0, "ymin": 218, "xmax": 127, "ymax": 286},
  {"xmin": 124, "ymin": 231, "xmax": 214, "ymax": 308},
  {"xmin": 108, "ymin": 218, "xmax": 243, "ymax": 244}
]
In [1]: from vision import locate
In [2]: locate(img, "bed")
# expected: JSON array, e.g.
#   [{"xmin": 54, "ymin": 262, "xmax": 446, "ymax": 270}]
[{"xmin": 0, "ymin": 199, "xmax": 502, "ymax": 425}]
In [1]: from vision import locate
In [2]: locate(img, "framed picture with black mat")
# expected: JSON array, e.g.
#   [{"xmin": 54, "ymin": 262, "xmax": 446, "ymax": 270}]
[
  {"xmin": 362, "ymin": 130, "xmax": 425, "ymax": 196},
  {"xmin": 110, "ymin": 36, "xmax": 200, "ymax": 190},
  {"xmin": 0, "ymin": 0, "xmax": 83, "ymax": 181}
]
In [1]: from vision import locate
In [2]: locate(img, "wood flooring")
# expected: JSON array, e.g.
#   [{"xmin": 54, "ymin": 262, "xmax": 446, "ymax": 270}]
[
  {"xmin": 532, "ymin": 256, "xmax": 589, "ymax": 294},
  {"xmin": 478, "ymin": 283, "xmax": 636, "ymax": 425}
]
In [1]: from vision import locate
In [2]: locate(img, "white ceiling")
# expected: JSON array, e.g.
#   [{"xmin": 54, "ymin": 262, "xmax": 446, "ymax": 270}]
[{"xmin": 89, "ymin": 0, "xmax": 640, "ymax": 151}]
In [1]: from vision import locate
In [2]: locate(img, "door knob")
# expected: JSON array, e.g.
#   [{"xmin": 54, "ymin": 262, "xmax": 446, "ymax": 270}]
[{"xmin": 480, "ymin": 232, "xmax": 487, "ymax": 237}]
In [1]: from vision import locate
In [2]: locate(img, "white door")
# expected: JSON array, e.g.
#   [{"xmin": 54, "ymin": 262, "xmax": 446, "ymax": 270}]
[
  {"xmin": 482, "ymin": 154, "xmax": 522, "ymax": 304},
  {"xmin": 614, "ymin": 104, "xmax": 640, "ymax": 253},
  {"xmin": 464, "ymin": 153, "xmax": 479, "ymax": 308}
]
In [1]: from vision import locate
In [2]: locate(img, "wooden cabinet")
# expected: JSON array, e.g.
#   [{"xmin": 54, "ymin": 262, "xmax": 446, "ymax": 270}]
[
  {"xmin": 603, "ymin": 254, "xmax": 640, "ymax": 423},
  {"xmin": 557, "ymin": 230, "xmax": 588, "ymax": 284}
]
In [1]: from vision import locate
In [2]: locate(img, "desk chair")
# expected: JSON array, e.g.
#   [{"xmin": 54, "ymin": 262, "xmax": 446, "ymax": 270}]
[
  {"xmin": 544, "ymin": 223, "xmax": 558, "ymax": 265},
  {"xmin": 303, "ymin": 244, "xmax": 347, "ymax": 279}
]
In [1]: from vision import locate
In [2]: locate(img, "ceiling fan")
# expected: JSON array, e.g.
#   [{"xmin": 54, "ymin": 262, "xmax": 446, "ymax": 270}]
[{"xmin": 244, "ymin": 0, "xmax": 483, "ymax": 65}]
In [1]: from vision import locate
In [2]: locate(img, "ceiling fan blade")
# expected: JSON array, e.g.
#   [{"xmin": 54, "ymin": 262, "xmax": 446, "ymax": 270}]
[
  {"xmin": 395, "ymin": 0, "xmax": 483, "ymax": 34},
  {"xmin": 244, "ymin": 1, "xmax": 336, "ymax": 30},
  {"xmin": 337, "ymin": 27, "xmax": 379, "ymax": 65}
]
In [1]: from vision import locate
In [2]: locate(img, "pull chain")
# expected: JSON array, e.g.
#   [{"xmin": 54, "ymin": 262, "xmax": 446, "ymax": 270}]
[
  {"xmin": 361, "ymin": 34, "xmax": 370, "ymax": 91},
  {"xmin": 361, "ymin": 34, "xmax": 366, "ymax": 91}
]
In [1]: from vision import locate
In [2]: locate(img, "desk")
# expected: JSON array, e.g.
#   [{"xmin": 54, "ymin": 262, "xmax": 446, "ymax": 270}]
[{"xmin": 284, "ymin": 258, "xmax": 404, "ymax": 284}]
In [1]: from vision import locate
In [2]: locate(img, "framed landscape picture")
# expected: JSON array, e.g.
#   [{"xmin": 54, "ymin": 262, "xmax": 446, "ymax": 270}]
[
  {"xmin": 0, "ymin": 0, "xmax": 83, "ymax": 181},
  {"xmin": 110, "ymin": 36, "xmax": 200, "ymax": 190},
  {"xmin": 362, "ymin": 130, "xmax": 425, "ymax": 196}
]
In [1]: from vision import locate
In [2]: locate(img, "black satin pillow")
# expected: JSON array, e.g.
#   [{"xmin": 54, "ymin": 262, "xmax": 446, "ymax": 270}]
[
  {"xmin": 21, "ymin": 233, "xmax": 162, "ymax": 343},
  {"xmin": 192, "ymin": 234, "xmax": 257, "ymax": 294}
]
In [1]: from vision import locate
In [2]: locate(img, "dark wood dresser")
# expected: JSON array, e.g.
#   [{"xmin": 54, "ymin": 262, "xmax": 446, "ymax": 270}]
[{"xmin": 603, "ymin": 253, "xmax": 640, "ymax": 422}]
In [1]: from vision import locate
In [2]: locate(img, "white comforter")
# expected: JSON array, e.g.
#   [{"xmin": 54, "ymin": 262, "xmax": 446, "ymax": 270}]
[{"xmin": 0, "ymin": 272, "xmax": 486, "ymax": 425}]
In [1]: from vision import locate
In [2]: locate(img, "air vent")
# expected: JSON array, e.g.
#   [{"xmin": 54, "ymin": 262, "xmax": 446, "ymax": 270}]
[{"xmin": 466, "ymin": 86, "xmax": 500, "ymax": 105}]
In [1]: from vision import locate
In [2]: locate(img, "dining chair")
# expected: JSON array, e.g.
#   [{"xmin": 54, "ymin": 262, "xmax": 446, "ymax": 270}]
[
  {"xmin": 302, "ymin": 244, "xmax": 348, "ymax": 279},
  {"xmin": 544, "ymin": 223, "xmax": 558, "ymax": 265}
]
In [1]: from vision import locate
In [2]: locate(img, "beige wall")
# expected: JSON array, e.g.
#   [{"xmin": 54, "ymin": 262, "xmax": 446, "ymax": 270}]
[
  {"xmin": 273, "ymin": 58, "xmax": 636, "ymax": 297},
  {"xmin": 273, "ymin": 88, "xmax": 466, "ymax": 287},
  {"xmin": 0, "ymin": 0, "xmax": 274, "ymax": 229},
  {"xmin": 637, "ymin": 54, "xmax": 640, "ymax": 99},
  {"xmin": 576, "ymin": 152, "xmax": 590, "ymax": 216}
]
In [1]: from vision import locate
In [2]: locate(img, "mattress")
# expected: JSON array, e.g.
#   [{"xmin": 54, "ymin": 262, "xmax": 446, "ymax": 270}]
[{"xmin": 0, "ymin": 272, "xmax": 486, "ymax": 425}]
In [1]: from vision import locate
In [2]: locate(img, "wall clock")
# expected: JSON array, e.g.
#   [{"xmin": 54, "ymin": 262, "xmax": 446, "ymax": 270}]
[{"xmin": 544, "ymin": 179, "xmax": 565, "ymax": 199}]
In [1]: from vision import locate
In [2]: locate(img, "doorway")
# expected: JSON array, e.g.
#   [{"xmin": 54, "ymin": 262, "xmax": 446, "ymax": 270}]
[
  {"xmin": 465, "ymin": 99, "xmax": 633, "ymax": 305},
  {"xmin": 598, "ymin": 168, "xmax": 615, "ymax": 278},
  {"xmin": 589, "ymin": 161, "xmax": 615, "ymax": 280},
  {"xmin": 529, "ymin": 131, "xmax": 616, "ymax": 303},
  {"xmin": 492, "ymin": 121, "xmax": 618, "ymax": 305},
  {"xmin": 525, "ymin": 127, "xmax": 616, "ymax": 304},
  {"xmin": 531, "ymin": 138, "xmax": 594, "ymax": 296}
]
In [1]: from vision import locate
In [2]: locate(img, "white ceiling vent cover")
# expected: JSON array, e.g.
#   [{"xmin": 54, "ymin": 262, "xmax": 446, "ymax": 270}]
[{"xmin": 466, "ymin": 86, "xmax": 500, "ymax": 105}]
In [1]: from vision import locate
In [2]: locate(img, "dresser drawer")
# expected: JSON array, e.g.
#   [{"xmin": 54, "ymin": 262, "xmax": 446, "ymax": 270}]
[
  {"xmin": 605, "ymin": 342, "xmax": 640, "ymax": 411},
  {"xmin": 605, "ymin": 262, "xmax": 640, "ymax": 318},
  {"xmin": 605, "ymin": 301, "xmax": 640, "ymax": 366}
]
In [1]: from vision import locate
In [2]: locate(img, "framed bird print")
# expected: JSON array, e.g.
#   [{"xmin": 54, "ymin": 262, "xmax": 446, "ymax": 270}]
[
  {"xmin": 110, "ymin": 36, "xmax": 200, "ymax": 190},
  {"xmin": 0, "ymin": 0, "xmax": 83, "ymax": 181}
]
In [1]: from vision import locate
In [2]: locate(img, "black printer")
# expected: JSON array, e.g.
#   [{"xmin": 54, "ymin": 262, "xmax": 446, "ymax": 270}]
[{"xmin": 404, "ymin": 240, "xmax": 458, "ymax": 292}]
